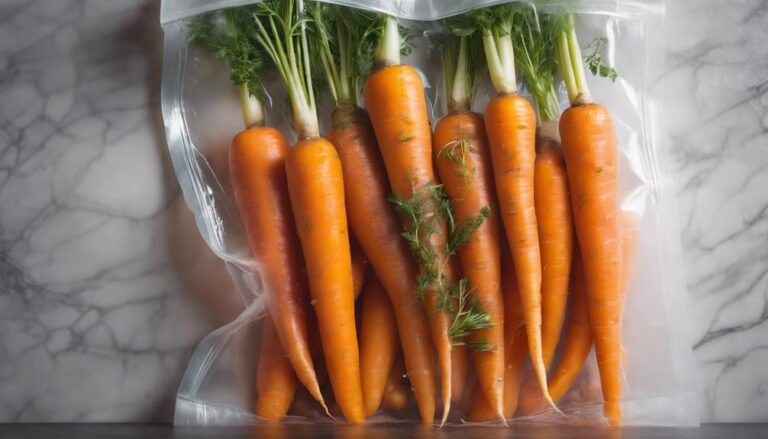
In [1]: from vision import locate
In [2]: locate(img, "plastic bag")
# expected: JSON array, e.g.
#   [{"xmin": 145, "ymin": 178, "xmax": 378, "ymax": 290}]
[{"xmin": 160, "ymin": 0, "xmax": 699, "ymax": 427}]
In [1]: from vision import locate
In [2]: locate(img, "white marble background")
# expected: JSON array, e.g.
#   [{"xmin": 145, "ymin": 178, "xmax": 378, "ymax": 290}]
[{"xmin": 0, "ymin": 0, "xmax": 766, "ymax": 423}]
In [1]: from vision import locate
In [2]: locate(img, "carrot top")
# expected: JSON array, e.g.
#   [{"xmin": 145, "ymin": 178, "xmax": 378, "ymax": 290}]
[
  {"xmin": 433, "ymin": 24, "xmax": 485, "ymax": 113},
  {"xmin": 187, "ymin": 7, "xmax": 265, "ymax": 127},
  {"xmin": 469, "ymin": 4, "xmax": 519, "ymax": 95},
  {"xmin": 306, "ymin": 3, "xmax": 377, "ymax": 107},
  {"xmin": 252, "ymin": 0, "xmax": 318, "ymax": 139},
  {"xmin": 512, "ymin": 7, "xmax": 562, "ymax": 123}
]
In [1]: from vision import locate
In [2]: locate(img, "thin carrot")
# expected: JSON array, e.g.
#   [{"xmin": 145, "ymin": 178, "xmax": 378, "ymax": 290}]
[
  {"xmin": 309, "ymin": 5, "xmax": 437, "ymax": 423},
  {"xmin": 256, "ymin": 315, "xmax": 298, "ymax": 421},
  {"xmin": 518, "ymin": 212, "xmax": 638, "ymax": 415},
  {"xmin": 556, "ymin": 15, "xmax": 622, "ymax": 425},
  {"xmin": 364, "ymin": 15, "xmax": 460, "ymax": 424},
  {"xmin": 187, "ymin": 8, "xmax": 326, "ymax": 410},
  {"xmin": 359, "ymin": 275, "xmax": 399, "ymax": 416},
  {"xmin": 473, "ymin": 5, "xmax": 555, "ymax": 409},
  {"xmin": 433, "ymin": 30, "xmax": 505, "ymax": 420},
  {"xmin": 253, "ymin": 1, "xmax": 364, "ymax": 423},
  {"xmin": 469, "ymin": 248, "xmax": 529, "ymax": 421}
]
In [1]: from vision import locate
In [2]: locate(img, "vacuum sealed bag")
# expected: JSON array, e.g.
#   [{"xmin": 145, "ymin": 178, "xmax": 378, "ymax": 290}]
[{"xmin": 160, "ymin": 0, "xmax": 699, "ymax": 427}]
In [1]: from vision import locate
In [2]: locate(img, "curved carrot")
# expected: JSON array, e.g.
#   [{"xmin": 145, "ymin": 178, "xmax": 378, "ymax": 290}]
[
  {"xmin": 230, "ymin": 127, "xmax": 325, "ymax": 410},
  {"xmin": 485, "ymin": 94, "xmax": 553, "ymax": 407},
  {"xmin": 286, "ymin": 137, "xmax": 365, "ymax": 424},
  {"xmin": 469, "ymin": 246, "xmax": 528, "ymax": 421},
  {"xmin": 256, "ymin": 315, "xmax": 297, "ymax": 421},
  {"xmin": 434, "ymin": 111, "xmax": 505, "ymax": 418},
  {"xmin": 359, "ymin": 275, "xmax": 399, "ymax": 416},
  {"xmin": 518, "ymin": 213, "xmax": 638, "ymax": 415},
  {"xmin": 534, "ymin": 133, "xmax": 574, "ymax": 368},
  {"xmin": 364, "ymin": 43, "xmax": 455, "ymax": 423},
  {"xmin": 329, "ymin": 105, "xmax": 436, "ymax": 423}
]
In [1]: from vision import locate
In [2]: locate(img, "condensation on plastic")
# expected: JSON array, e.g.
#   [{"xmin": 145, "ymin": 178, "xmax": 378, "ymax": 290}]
[{"xmin": 160, "ymin": 0, "xmax": 699, "ymax": 428}]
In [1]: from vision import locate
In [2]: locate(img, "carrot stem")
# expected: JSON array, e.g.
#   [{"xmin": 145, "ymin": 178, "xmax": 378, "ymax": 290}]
[
  {"xmin": 238, "ymin": 84, "xmax": 265, "ymax": 128},
  {"xmin": 556, "ymin": 15, "xmax": 592, "ymax": 105},
  {"xmin": 375, "ymin": 15, "xmax": 401, "ymax": 67}
]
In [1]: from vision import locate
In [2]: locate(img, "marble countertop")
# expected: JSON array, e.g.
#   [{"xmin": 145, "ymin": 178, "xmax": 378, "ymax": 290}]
[{"xmin": 1, "ymin": 0, "xmax": 766, "ymax": 424}]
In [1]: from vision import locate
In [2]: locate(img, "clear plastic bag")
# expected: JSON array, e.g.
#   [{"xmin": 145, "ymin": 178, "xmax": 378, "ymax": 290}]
[{"xmin": 160, "ymin": 0, "xmax": 699, "ymax": 427}]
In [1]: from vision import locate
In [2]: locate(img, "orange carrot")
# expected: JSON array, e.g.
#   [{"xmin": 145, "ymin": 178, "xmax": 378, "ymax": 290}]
[
  {"xmin": 329, "ymin": 106, "xmax": 436, "ymax": 424},
  {"xmin": 534, "ymin": 132, "xmax": 574, "ymax": 368},
  {"xmin": 254, "ymin": 3, "xmax": 364, "ymax": 423},
  {"xmin": 556, "ymin": 17, "xmax": 622, "ymax": 424},
  {"xmin": 190, "ymin": 8, "xmax": 326, "ymax": 412},
  {"xmin": 469, "ymin": 246, "xmax": 529, "ymax": 421},
  {"xmin": 434, "ymin": 111, "xmax": 504, "ymax": 417},
  {"xmin": 518, "ymin": 213, "xmax": 638, "ymax": 415},
  {"xmin": 364, "ymin": 15, "xmax": 456, "ymax": 424},
  {"xmin": 475, "ymin": 8, "xmax": 555, "ymax": 408},
  {"xmin": 256, "ymin": 315, "xmax": 298, "ymax": 421},
  {"xmin": 359, "ymin": 275, "xmax": 399, "ymax": 416},
  {"xmin": 309, "ymin": 5, "xmax": 438, "ymax": 422}
]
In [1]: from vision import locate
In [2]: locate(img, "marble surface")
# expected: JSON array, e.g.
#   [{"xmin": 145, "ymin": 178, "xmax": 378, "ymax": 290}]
[{"xmin": 0, "ymin": 0, "xmax": 766, "ymax": 424}]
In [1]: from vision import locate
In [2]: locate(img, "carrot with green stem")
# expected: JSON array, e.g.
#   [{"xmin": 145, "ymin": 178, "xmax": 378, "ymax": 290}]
[
  {"xmin": 364, "ymin": 14, "xmax": 491, "ymax": 425},
  {"xmin": 187, "ymin": 8, "xmax": 326, "ymax": 414},
  {"xmin": 513, "ymin": 8, "xmax": 574, "ymax": 370},
  {"xmin": 307, "ymin": 3, "xmax": 437, "ymax": 423},
  {"xmin": 432, "ymin": 28, "xmax": 505, "ymax": 422},
  {"xmin": 556, "ymin": 13, "xmax": 622, "ymax": 425},
  {"xmin": 469, "ymin": 5, "xmax": 555, "ymax": 410},
  {"xmin": 252, "ymin": 0, "xmax": 364, "ymax": 423}
]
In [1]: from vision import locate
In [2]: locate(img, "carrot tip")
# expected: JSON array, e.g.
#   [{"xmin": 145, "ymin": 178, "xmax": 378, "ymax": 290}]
[{"xmin": 439, "ymin": 400, "xmax": 450, "ymax": 427}]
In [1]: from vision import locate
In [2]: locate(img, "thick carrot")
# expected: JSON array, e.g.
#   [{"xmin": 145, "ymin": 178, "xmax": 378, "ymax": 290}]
[
  {"xmin": 485, "ymin": 94, "xmax": 552, "ymax": 407},
  {"xmin": 364, "ymin": 15, "xmax": 455, "ymax": 424},
  {"xmin": 359, "ymin": 275, "xmax": 399, "ymax": 416},
  {"xmin": 555, "ymin": 16, "xmax": 623, "ymax": 425},
  {"xmin": 256, "ymin": 315, "xmax": 298, "ymax": 421},
  {"xmin": 534, "ymin": 131, "xmax": 574, "ymax": 368},
  {"xmin": 469, "ymin": 246, "xmax": 528, "ymax": 421},
  {"xmin": 329, "ymin": 106, "xmax": 436, "ymax": 423},
  {"xmin": 230, "ymin": 127, "xmax": 325, "ymax": 410},
  {"xmin": 286, "ymin": 137, "xmax": 364, "ymax": 424},
  {"xmin": 434, "ymin": 111, "xmax": 505, "ymax": 417}
]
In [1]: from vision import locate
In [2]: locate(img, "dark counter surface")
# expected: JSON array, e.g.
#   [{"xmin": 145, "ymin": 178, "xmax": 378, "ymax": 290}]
[{"xmin": 0, "ymin": 424, "xmax": 766, "ymax": 439}]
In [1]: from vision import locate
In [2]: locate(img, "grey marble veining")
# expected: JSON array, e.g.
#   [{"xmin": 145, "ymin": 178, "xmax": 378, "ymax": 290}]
[{"xmin": 0, "ymin": 0, "xmax": 767, "ymax": 424}]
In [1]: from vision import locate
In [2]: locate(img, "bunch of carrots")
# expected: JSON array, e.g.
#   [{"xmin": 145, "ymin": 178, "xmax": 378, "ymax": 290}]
[{"xmin": 188, "ymin": 0, "xmax": 636, "ymax": 427}]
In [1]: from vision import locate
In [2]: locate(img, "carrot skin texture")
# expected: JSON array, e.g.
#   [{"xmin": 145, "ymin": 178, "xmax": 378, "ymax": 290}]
[
  {"xmin": 560, "ymin": 103, "xmax": 621, "ymax": 425},
  {"xmin": 434, "ymin": 112, "xmax": 505, "ymax": 418},
  {"xmin": 485, "ymin": 94, "xmax": 552, "ymax": 405},
  {"xmin": 534, "ymin": 137, "xmax": 574, "ymax": 368},
  {"xmin": 360, "ymin": 275, "xmax": 399, "ymax": 416},
  {"xmin": 229, "ymin": 127, "xmax": 324, "ymax": 408},
  {"xmin": 285, "ymin": 137, "xmax": 365, "ymax": 424},
  {"xmin": 365, "ymin": 64, "xmax": 454, "ymax": 422},
  {"xmin": 329, "ymin": 106, "xmax": 436, "ymax": 423},
  {"xmin": 256, "ymin": 315, "xmax": 297, "ymax": 421}
]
